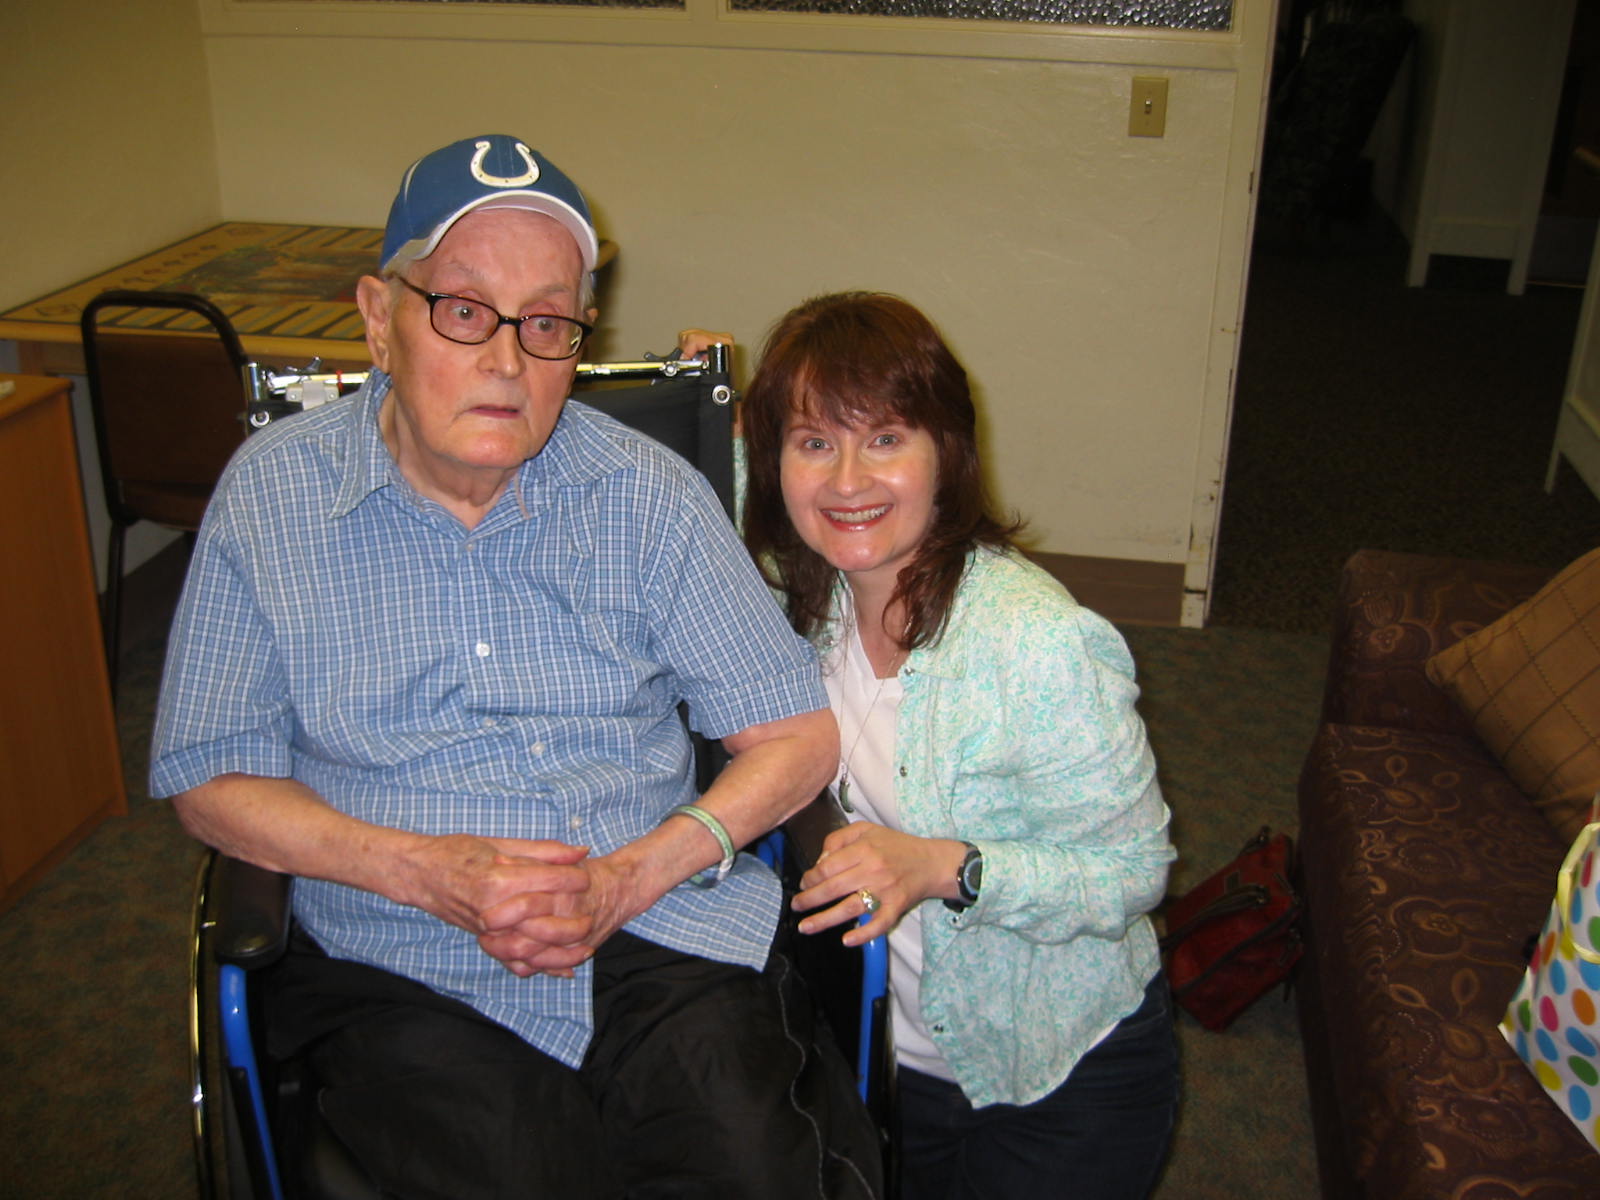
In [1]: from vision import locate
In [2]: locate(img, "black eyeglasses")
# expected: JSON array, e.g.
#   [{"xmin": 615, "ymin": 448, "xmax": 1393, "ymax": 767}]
[{"xmin": 395, "ymin": 277, "xmax": 592, "ymax": 361}]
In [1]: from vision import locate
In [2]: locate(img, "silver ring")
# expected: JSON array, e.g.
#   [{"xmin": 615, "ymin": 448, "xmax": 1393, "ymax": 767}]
[{"xmin": 859, "ymin": 889, "xmax": 880, "ymax": 914}]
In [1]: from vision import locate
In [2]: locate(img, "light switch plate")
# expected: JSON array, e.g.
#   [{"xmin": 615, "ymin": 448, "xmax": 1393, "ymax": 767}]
[{"xmin": 1130, "ymin": 77, "xmax": 1169, "ymax": 138}]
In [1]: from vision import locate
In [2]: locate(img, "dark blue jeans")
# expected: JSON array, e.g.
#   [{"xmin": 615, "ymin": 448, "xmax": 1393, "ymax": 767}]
[{"xmin": 896, "ymin": 971, "xmax": 1179, "ymax": 1200}]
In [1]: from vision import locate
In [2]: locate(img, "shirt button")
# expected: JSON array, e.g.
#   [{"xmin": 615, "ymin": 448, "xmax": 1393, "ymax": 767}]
[
  {"xmin": 482, "ymin": 718, "xmax": 498, "ymax": 729},
  {"xmin": 569, "ymin": 815, "xmax": 584, "ymax": 830},
  {"xmin": 899, "ymin": 765, "xmax": 907, "ymax": 777},
  {"xmin": 531, "ymin": 741, "xmax": 545, "ymax": 756},
  {"xmin": 475, "ymin": 642, "xmax": 491, "ymax": 658},
  {"xmin": 932, "ymin": 1024, "xmax": 946, "ymax": 1034}
]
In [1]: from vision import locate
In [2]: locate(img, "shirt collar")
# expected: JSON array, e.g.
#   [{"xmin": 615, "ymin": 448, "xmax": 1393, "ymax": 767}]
[
  {"xmin": 327, "ymin": 377, "xmax": 634, "ymax": 522},
  {"xmin": 330, "ymin": 370, "xmax": 401, "ymax": 519},
  {"xmin": 912, "ymin": 548, "xmax": 999, "ymax": 679},
  {"xmin": 906, "ymin": 601, "xmax": 968, "ymax": 680},
  {"xmin": 529, "ymin": 398, "xmax": 639, "ymax": 494}
]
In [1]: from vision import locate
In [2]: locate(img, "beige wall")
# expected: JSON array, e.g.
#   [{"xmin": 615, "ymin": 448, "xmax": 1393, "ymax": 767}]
[
  {"xmin": 1, "ymin": 0, "xmax": 1272, "ymax": 622},
  {"xmin": 1, "ymin": 0, "xmax": 219, "ymax": 582},
  {"xmin": 0, "ymin": 0, "xmax": 219, "ymax": 310},
  {"xmin": 199, "ymin": 0, "xmax": 1273, "ymax": 621}
]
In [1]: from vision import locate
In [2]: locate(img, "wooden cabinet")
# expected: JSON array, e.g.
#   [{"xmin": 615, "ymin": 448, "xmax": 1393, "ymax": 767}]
[{"xmin": 0, "ymin": 373, "xmax": 126, "ymax": 912}]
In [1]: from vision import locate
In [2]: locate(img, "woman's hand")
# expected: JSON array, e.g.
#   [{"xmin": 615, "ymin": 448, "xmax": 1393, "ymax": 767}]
[
  {"xmin": 792, "ymin": 823, "xmax": 968, "ymax": 947},
  {"xmin": 676, "ymin": 328, "xmax": 734, "ymax": 362}
]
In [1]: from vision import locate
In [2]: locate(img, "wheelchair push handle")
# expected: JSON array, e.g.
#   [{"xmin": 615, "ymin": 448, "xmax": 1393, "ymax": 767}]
[{"xmin": 243, "ymin": 343, "xmax": 734, "ymax": 431}]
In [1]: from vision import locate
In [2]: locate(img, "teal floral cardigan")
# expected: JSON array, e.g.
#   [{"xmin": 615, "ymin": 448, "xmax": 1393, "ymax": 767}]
[{"xmin": 815, "ymin": 546, "xmax": 1175, "ymax": 1107}]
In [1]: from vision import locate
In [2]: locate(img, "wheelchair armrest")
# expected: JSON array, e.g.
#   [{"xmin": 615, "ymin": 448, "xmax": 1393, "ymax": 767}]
[
  {"xmin": 782, "ymin": 791, "xmax": 849, "ymax": 870},
  {"xmin": 777, "ymin": 791, "xmax": 891, "ymax": 1116},
  {"xmin": 210, "ymin": 854, "xmax": 293, "ymax": 969}
]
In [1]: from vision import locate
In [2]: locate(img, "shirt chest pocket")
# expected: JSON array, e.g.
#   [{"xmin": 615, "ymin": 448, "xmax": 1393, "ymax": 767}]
[{"xmin": 477, "ymin": 557, "xmax": 663, "ymax": 717}]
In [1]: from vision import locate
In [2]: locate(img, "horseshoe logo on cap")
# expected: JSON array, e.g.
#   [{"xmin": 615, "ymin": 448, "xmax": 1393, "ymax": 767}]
[{"xmin": 470, "ymin": 140, "xmax": 540, "ymax": 188}]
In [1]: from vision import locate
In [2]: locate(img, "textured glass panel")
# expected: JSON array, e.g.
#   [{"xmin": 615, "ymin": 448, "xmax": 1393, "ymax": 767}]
[
  {"xmin": 288, "ymin": 0, "xmax": 1229, "ymax": 24},
  {"xmin": 729, "ymin": 0, "xmax": 1230, "ymax": 27},
  {"xmin": 329, "ymin": 0, "xmax": 685, "ymax": 8}
]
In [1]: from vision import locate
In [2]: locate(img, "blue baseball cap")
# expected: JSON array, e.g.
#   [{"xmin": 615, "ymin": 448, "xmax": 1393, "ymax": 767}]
[{"xmin": 379, "ymin": 135, "xmax": 599, "ymax": 273}]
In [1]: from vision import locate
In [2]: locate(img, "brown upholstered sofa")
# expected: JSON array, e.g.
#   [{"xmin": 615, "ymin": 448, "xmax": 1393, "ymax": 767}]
[{"xmin": 1295, "ymin": 549, "xmax": 1597, "ymax": 1198}]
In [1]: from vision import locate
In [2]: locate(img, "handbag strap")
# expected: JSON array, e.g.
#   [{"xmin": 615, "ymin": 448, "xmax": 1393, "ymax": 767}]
[
  {"xmin": 1158, "ymin": 827, "xmax": 1294, "ymax": 953},
  {"xmin": 1159, "ymin": 884, "xmax": 1272, "ymax": 952}
]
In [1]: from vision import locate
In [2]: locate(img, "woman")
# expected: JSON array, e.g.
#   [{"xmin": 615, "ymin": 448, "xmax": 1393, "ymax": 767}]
[{"xmin": 741, "ymin": 292, "xmax": 1180, "ymax": 1199}]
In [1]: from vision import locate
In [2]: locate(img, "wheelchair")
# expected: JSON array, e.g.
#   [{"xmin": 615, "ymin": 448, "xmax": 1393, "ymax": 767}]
[{"xmin": 188, "ymin": 347, "xmax": 892, "ymax": 1199}]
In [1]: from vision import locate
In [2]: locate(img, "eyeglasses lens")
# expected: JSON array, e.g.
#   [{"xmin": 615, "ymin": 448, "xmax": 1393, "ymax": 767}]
[
  {"xmin": 427, "ymin": 296, "xmax": 582, "ymax": 360},
  {"xmin": 518, "ymin": 315, "xmax": 583, "ymax": 359},
  {"xmin": 432, "ymin": 297, "xmax": 494, "ymax": 343}
]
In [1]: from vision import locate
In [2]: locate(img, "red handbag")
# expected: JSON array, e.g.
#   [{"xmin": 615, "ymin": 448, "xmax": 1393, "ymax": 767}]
[{"xmin": 1158, "ymin": 827, "xmax": 1302, "ymax": 1032}]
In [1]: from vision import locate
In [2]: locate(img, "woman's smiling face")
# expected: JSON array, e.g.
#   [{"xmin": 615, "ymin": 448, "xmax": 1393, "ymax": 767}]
[{"xmin": 779, "ymin": 409, "xmax": 939, "ymax": 597}]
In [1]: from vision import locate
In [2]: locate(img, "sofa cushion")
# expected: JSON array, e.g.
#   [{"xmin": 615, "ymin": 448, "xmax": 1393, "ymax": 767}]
[
  {"xmin": 1322, "ymin": 549, "xmax": 1551, "ymax": 737},
  {"xmin": 1426, "ymin": 547, "xmax": 1600, "ymax": 843},
  {"xmin": 1297, "ymin": 722, "xmax": 1594, "ymax": 1196}
]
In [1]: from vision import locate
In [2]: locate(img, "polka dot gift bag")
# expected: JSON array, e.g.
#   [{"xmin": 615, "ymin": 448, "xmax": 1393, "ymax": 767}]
[{"xmin": 1501, "ymin": 813, "xmax": 1600, "ymax": 1152}]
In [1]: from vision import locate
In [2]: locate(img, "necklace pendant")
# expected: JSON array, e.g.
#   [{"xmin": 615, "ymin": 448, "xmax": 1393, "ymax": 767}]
[{"xmin": 838, "ymin": 767, "xmax": 854, "ymax": 813}]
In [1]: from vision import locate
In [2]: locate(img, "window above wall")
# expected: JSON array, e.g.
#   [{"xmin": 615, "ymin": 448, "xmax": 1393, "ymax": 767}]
[
  {"xmin": 727, "ymin": 0, "xmax": 1229, "ymax": 27},
  {"xmin": 309, "ymin": 0, "xmax": 1230, "ymax": 27},
  {"xmin": 204, "ymin": 0, "xmax": 1244, "ymax": 69}
]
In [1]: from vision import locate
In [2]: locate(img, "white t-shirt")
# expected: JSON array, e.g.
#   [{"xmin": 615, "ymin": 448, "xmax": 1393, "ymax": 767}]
[{"xmin": 822, "ymin": 607, "xmax": 955, "ymax": 1083}]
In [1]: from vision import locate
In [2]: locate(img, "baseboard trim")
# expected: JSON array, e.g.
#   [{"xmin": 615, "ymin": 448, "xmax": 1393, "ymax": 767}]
[{"xmin": 1024, "ymin": 551, "xmax": 1186, "ymax": 627}]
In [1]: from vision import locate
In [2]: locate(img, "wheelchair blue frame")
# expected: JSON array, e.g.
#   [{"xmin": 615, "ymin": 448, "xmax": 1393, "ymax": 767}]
[
  {"xmin": 855, "ymin": 932, "xmax": 891, "ymax": 1104},
  {"xmin": 217, "ymin": 964, "xmax": 282, "ymax": 1200},
  {"xmin": 754, "ymin": 831, "xmax": 890, "ymax": 1105}
]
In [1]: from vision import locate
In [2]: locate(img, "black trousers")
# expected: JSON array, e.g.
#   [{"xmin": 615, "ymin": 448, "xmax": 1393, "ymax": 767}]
[{"xmin": 263, "ymin": 926, "xmax": 883, "ymax": 1200}]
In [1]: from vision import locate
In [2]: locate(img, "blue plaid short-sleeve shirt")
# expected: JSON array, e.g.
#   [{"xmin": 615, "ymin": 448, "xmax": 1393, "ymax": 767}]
[{"xmin": 150, "ymin": 371, "xmax": 825, "ymax": 1065}]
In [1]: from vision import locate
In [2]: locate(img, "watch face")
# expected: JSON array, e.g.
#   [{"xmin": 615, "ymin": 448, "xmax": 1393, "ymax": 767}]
[{"xmin": 960, "ymin": 847, "xmax": 983, "ymax": 899}]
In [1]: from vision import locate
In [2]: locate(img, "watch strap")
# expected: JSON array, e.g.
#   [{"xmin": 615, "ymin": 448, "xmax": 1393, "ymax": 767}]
[{"xmin": 944, "ymin": 841, "xmax": 983, "ymax": 912}]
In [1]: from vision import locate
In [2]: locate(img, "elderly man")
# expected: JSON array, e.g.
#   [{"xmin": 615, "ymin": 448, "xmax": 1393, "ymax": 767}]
[{"xmin": 152, "ymin": 134, "xmax": 878, "ymax": 1198}]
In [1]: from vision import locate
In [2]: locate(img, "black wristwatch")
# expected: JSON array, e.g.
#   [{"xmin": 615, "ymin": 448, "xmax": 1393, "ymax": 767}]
[{"xmin": 944, "ymin": 842, "xmax": 983, "ymax": 912}]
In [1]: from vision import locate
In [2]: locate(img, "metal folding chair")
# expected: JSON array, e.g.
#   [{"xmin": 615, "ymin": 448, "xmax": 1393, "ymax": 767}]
[{"xmin": 80, "ymin": 289, "xmax": 250, "ymax": 697}]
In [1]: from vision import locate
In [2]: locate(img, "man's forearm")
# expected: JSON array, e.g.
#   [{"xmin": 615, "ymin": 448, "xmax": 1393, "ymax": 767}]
[
  {"xmin": 600, "ymin": 707, "xmax": 840, "ymax": 915},
  {"xmin": 698, "ymin": 706, "xmax": 841, "ymax": 847},
  {"xmin": 172, "ymin": 773, "xmax": 590, "ymax": 938},
  {"xmin": 174, "ymin": 774, "xmax": 420, "ymax": 896}
]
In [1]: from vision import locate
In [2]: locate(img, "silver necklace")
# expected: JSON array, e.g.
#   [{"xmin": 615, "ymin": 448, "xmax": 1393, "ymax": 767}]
[
  {"xmin": 836, "ymin": 621, "xmax": 904, "ymax": 813},
  {"xmin": 838, "ymin": 674, "xmax": 892, "ymax": 813}
]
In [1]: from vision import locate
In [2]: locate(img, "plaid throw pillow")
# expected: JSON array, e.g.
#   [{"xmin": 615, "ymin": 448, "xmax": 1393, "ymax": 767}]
[{"xmin": 1426, "ymin": 547, "xmax": 1600, "ymax": 843}]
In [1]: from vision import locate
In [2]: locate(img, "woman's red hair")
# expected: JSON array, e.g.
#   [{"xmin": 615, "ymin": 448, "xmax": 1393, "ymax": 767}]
[{"xmin": 742, "ymin": 291, "xmax": 1021, "ymax": 648}]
